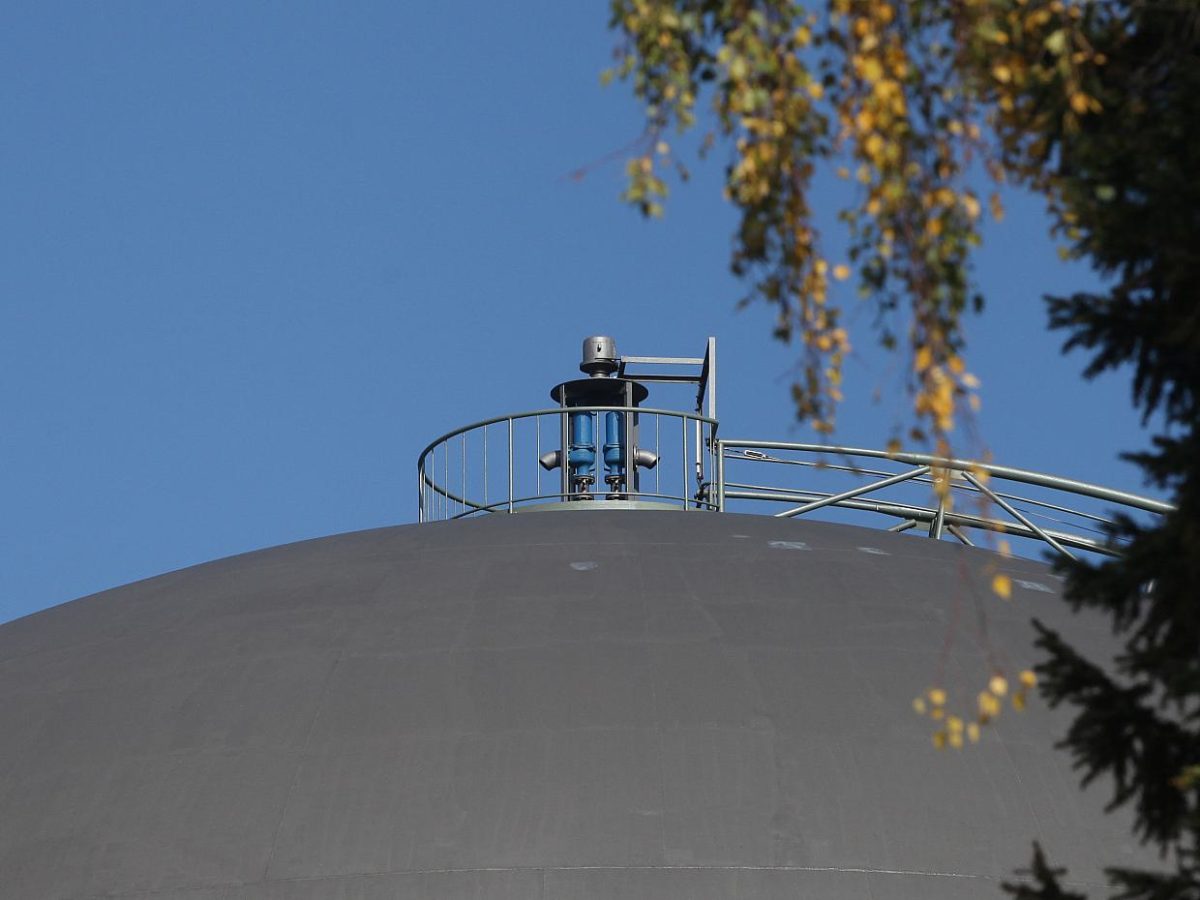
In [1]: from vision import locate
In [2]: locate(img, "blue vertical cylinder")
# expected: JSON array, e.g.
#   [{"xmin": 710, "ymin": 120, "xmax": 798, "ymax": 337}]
[
  {"xmin": 603, "ymin": 412, "xmax": 625, "ymax": 482},
  {"xmin": 568, "ymin": 411, "xmax": 596, "ymax": 480}
]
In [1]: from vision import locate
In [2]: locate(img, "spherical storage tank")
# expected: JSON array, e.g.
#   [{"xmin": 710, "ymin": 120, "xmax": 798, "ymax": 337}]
[{"xmin": 0, "ymin": 338, "xmax": 1166, "ymax": 899}]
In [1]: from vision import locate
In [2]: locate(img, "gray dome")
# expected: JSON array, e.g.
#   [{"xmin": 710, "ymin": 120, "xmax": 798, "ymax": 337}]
[{"xmin": 0, "ymin": 511, "xmax": 1154, "ymax": 898}]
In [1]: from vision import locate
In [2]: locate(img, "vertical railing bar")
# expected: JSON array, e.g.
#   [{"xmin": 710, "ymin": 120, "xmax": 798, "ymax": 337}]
[
  {"xmin": 418, "ymin": 459, "xmax": 424, "ymax": 523},
  {"xmin": 707, "ymin": 425, "xmax": 713, "ymax": 510},
  {"xmin": 461, "ymin": 433, "xmax": 466, "ymax": 518},
  {"xmin": 930, "ymin": 495, "xmax": 946, "ymax": 540},
  {"xmin": 559, "ymin": 410, "xmax": 569, "ymax": 503},
  {"xmin": 443, "ymin": 442, "xmax": 448, "ymax": 521},
  {"xmin": 536, "ymin": 416, "xmax": 541, "ymax": 500},
  {"xmin": 483, "ymin": 424, "xmax": 488, "ymax": 509},
  {"xmin": 707, "ymin": 419, "xmax": 714, "ymax": 509},
  {"xmin": 623, "ymin": 406, "xmax": 632, "ymax": 501},
  {"xmin": 507, "ymin": 417, "xmax": 514, "ymax": 513},
  {"xmin": 716, "ymin": 436, "xmax": 725, "ymax": 511},
  {"xmin": 682, "ymin": 415, "xmax": 689, "ymax": 510},
  {"xmin": 655, "ymin": 414, "xmax": 660, "ymax": 496},
  {"xmin": 700, "ymin": 422, "xmax": 710, "ymax": 511}
]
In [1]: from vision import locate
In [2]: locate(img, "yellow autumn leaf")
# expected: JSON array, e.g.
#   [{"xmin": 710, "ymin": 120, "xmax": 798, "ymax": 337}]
[
  {"xmin": 967, "ymin": 722, "xmax": 980, "ymax": 743},
  {"xmin": 807, "ymin": 81, "xmax": 824, "ymax": 99},
  {"xmin": 928, "ymin": 687, "xmax": 946, "ymax": 706},
  {"xmin": 992, "ymin": 573, "xmax": 1012, "ymax": 599},
  {"xmin": 1069, "ymin": 92, "xmax": 1093, "ymax": 115},
  {"xmin": 1044, "ymin": 29, "xmax": 1068, "ymax": 56},
  {"xmin": 914, "ymin": 346, "xmax": 933, "ymax": 372},
  {"xmin": 990, "ymin": 192, "xmax": 1005, "ymax": 222},
  {"xmin": 1019, "ymin": 669, "xmax": 1037, "ymax": 688},
  {"xmin": 978, "ymin": 691, "xmax": 1000, "ymax": 718},
  {"xmin": 1012, "ymin": 692, "xmax": 1027, "ymax": 711},
  {"xmin": 992, "ymin": 64, "xmax": 1012, "ymax": 83},
  {"xmin": 948, "ymin": 731, "xmax": 963, "ymax": 749},
  {"xmin": 989, "ymin": 675, "xmax": 1008, "ymax": 697},
  {"xmin": 833, "ymin": 264, "xmax": 851, "ymax": 281},
  {"xmin": 864, "ymin": 132, "xmax": 885, "ymax": 160},
  {"xmin": 913, "ymin": 697, "xmax": 927, "ymax": 715},
  {"xmin": 932, "ymin": 730, "xmax": 947, "ymax": 750}
]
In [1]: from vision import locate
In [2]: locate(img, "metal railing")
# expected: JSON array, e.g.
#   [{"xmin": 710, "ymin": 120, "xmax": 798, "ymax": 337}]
[
  {"xmin": 717, "ymin": 440, "xmax": 1173, "ymax": 559},
  {"xmin": 417, "ymin": 412, "xmax": 1171, "ymax": 559},
  {"xmin": 418, "ymin": 407, "xmax": 720, "ymax": 522}
]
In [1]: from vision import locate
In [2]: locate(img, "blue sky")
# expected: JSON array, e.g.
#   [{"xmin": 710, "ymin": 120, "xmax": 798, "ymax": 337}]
[{"xmin": 0, "ymin": 3, "xmax": 1157, "ymax": 624}]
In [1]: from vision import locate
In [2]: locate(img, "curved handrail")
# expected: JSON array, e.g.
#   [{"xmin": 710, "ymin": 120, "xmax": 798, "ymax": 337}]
[
  {"xmin": 418, "ymin": 406, "xmax": 720, "ymax": 522},
  {"xmin": 723, "ymin": 488, "xmax": 1118, "ymax": 555},
  {"xmin": 418, "ymin": 406, "xmax": 718, "ymax": 462},
  {"xmin": 719, "ymin": 455, "xmax": 1116, "ymax": 525},
  {"xmin": 717, "ymin": 439, "xmax": 1173, "ymax": 558},
  {"xmin": 416, "ymin": 419, "xmax": 1171, "ymax": 559},
  {"xmin": 720, "ymin": 440, "xmax": 1171, "ymax": 514}
]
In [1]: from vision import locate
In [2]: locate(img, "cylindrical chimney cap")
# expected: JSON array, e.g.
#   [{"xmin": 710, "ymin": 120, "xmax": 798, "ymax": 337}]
[{"xmin": 580, "ymin": 336, "xmax": 618, "ymax": 377}]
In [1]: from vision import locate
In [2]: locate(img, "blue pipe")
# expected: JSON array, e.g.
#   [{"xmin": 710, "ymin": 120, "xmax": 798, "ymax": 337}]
[
  {"xmin": 603, "ymin": 412, "xmax": 625, "ymax": 481},
  {"xmin": 568, "ymin": 411, "xmax": 596, "ymax": 480}
]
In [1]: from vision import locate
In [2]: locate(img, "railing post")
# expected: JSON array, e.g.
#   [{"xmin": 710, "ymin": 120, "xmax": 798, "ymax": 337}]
[
  {"xmin": 681, "ymin": 415, "xmax": 689, "ymax": 510},
  {"xmin": 929, "ymin": 497, "xmax": 946, "ymax": 540},
  {"xmin": 655, "ymin": 414, "xmax": 661, "ymax": 498},
  {"xmin": 507, "ymin": 417, "xmax": 514, "ymax": 513},
  {"xmin": 715, "ymin": 437, "xmax": 725, "ymax": 512},
  {"xmin": 559, "ymin": 409, "xmax": 569, "ymax": 503}
]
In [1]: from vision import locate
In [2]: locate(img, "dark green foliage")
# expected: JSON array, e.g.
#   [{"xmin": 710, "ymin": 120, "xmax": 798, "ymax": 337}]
[
  {"xmin": 1005, "ymin": 844, "xmax": 1089, "ymax": 900},
  {"xmin": 1005, "ymin": 4, "xmax": 1200, "ymax": 898}
]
